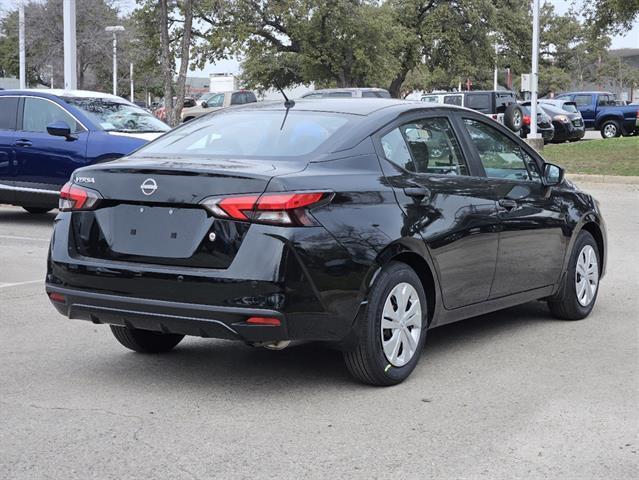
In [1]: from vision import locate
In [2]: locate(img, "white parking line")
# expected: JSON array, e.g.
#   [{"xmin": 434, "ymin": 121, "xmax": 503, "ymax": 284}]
[
  {"xmin": 0, "ymin": 279, "xmax": 42, "ymax": 289},
  {"xmin": 0, "ymin": 235, "xmax": 50, "ymax": 243}
]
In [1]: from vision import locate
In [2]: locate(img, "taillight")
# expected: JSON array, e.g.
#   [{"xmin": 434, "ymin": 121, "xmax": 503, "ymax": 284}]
[
  {"xmin": 201, "ymin": 191, "xmax": 331, "ymax": 226},
  {"xmin": 59, "ymin": 182, "xmax": 102, "ymax": 211},
  {"xmin": 523, "ymin": 115, "xmax": 531, "ymax": 126}
]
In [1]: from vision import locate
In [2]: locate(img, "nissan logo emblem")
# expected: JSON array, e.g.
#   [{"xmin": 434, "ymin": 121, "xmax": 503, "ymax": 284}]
[{"xmin": 140, "ymin": 178, "xmax": 158, "ymax": 196}]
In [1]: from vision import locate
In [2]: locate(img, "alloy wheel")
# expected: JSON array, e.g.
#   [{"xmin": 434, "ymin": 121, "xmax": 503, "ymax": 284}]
[
  {"xmin": 575, "ymin": 245, "xmax": 598, "ymax": 307},
  {"xmin": 380, "ymin": 282, "xmax": 422, "ymax": 367},
  {"xmin": 603, "ymin": 123, "xmax": 617, "ymax": 138}
]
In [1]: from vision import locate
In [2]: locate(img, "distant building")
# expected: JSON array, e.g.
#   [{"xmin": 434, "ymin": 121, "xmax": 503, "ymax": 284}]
[{"xmin": 184, "ymin": 77, "xmax": 209, "ymax": 97}]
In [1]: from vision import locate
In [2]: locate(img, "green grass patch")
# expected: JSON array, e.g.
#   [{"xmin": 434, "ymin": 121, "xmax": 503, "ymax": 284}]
[{"xmin": 542, "ymin": 136, "xmax": 639, "ymax": 176}]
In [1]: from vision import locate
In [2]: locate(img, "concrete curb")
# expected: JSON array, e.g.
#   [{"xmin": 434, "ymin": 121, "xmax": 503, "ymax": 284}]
[{"xmin": 567, "ymin": 174, "xmax": 639, "ymax": 185}]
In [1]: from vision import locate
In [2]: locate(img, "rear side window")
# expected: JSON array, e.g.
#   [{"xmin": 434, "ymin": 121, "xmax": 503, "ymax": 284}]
[
  {"xmin": 244, "ymin": 92, "xmax": 257, "ymax": 103},
  {"xmin": 381, "ymin": 117, "xmax": 468, "ymax": 176},
  {"xmin": 463, "ymin": 118, "xmax": 539, "ymax": 182},
  {"xmin": 597, "ymin": 94, "xmax": 614, "ymax": 106},
  {"xmin": 574, "ymin": 95, "xmax": 592, "ymax": 107},
  {"xmin": 0, "ymin": 97, "xmax": 18, "ymax": 130},
  {"xmin": 362, "ymin": 90, "xmax": 391, "ymax": 98},
  {"xmin": 465, "ymin": 94, "xmax": 491, "ymax": 113},
  {"xmin": 328, "ymin": 92, "xmax": 353, "ymax": 97},
  {"xmin": 21, "ymin": 97, "xmax": 82, "ymax": 133},
  {"xmin": 231, "ymin": 92, "xmax": 247, "ymax": 105},
  {"xmin": 137, "ymin": 111, "xmax": 350, "ymax": 158}
]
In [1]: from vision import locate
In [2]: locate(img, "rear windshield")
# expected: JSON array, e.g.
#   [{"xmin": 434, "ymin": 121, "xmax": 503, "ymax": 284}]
[
  {"xmin": 136, "ymin": 110, "xmax": 351, "ymax": 158},
  {"xmin": 562, "ymin": 102, "xmax": 578, "ymax": 113},
  {"xmin": 64, "ymin": 97, "xmax": 169, "ymax": 133}
]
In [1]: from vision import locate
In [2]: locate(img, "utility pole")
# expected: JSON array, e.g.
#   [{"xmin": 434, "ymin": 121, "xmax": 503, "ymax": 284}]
[
  {"xmin": 63, "ymin": 0, "xmax": 77, "ymax": 90},
  {"xmin": 130, "ymin": 63, "xmax": 134, "ymax": 102},
  {"xmin": 105, "ymin": 26, "xmax": 125, "ymax": 96},
  {"xmin": 528, "ymin": 0, "xmax": 540, "ymax": 139},
  {"xmin": 18, "ymin": 5, "xmax": 26, "ymax": 89}
]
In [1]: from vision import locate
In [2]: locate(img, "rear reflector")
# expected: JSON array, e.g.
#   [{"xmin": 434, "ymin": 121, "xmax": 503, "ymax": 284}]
[
  {"xmin": 246, "ymin": 317, "xmax": 281, "ymax": 326},
  {"xmin": 48, "ymin": 292, "xmax": 66, "ymax": 303}
]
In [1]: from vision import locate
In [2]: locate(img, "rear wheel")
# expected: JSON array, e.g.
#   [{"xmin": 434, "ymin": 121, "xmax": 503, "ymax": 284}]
[
  {"xmin": 343, "ymin": 262, "xmax": 427, "ymax": 386},
  {"xmin": 548, "ymin": 231, "xmax": 600, "ymax": 320},
  {"xmin": 23, "ymin": 207, "xmax": 51, "ymax": 214},
  {"xmin": 600, "ymin": 120, "xmax": 621, "ymax": 138},
  {"xmin": 110, "ymin": 325, "xmax": 184, "ymax": 353}
]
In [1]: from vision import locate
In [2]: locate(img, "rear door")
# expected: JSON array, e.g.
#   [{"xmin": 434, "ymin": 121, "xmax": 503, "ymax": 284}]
[
  {"xmin": 14, "ymin": 96, "xmax": 89, "ymax": 191},
  {"xmin": 375, "ymin": 112, "xmax": 500, "ymax": 309},
  {"xmin": 459, "ymin": 116, "xmax": 566, "ymax": 297},
  {"xmin": 0, "ymin": 96, "xmax": 19, "ymax": 203}
]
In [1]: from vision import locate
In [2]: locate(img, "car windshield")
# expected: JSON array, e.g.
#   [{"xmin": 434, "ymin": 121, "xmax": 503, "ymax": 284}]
[
  {"xmin": 64, "ymin": 97, "xmax": 169, "ymax": 133},
  {"xmin": 562, "ymin": 102, "xmax": 578, "ymax": 113},
  {"xmin": 136, "ymin": 110, "xmax": 351, "ymax": 158}
]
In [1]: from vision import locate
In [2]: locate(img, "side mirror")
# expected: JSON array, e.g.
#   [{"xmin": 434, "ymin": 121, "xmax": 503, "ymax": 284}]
[
  {"xmin": 46, "ymin": 121, "xmax": 73, "ymax": 140},
  {"xmin": 542, "ymin": 162, "xmax": 564, "ymax": 187},
  {"xmin": 201, "ymin": 101, "xmax": 208, "ymax": 109}
]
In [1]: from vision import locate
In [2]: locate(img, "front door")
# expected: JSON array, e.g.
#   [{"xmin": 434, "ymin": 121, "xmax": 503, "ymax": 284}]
[
  {"xmin": 376, "ymin": 114, "xmax": 500, "ymax": 310},
  {"xmin": 14, "ymin": 96, "xmax": 89, "ymax": 192},
  {"xmin": 460, "ymin": 117, "xmax": 566, "ymax": 297}
]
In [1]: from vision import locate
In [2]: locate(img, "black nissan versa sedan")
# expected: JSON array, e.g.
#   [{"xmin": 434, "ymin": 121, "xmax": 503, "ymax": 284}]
[{"xmin": 46, "ymin": 99, "xmax": 606, "ymax": 385}]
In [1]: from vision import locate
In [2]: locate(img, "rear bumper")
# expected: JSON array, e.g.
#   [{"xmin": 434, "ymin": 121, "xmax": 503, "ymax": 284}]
[{"xmin": 46, "ymin": 285, "xmax": 288, "ymax": 342}]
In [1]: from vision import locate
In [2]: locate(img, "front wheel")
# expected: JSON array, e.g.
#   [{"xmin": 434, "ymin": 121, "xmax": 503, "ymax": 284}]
[
  {"xmin": 600, "ymin": 120, "xmax": 621, "ymax": 138},
  {"xmin": 548, "ymin": 231, "xmax": 600, "ymax": 320},
  {"xmin": 343, "ymin": 262, "xmax": 428, "ymax": 386},
  {"xmin": 110, "ymin": 325, "xmax": 184, "ymax": 353}
]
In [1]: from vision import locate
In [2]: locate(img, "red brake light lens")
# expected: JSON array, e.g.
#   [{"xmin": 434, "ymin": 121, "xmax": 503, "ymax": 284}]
[
  {"xmin": 201, "ymin": 192, "xmax": 331, "ymax": 226},
  {"xmin": 59, "ymin": 182, "xmax": 102, "ymax": 211},
  {"xmin": 523, "ymin": 115, "xmax": 531, "ymax": 126},
  {"xmin": 246, "ymin": 316, "xmax": 281, "ymax": 326}
]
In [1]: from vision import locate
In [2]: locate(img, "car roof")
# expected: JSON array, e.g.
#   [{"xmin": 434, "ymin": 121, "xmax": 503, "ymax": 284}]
[
  {"xmin": 310, "ymin": 87, "xmax": 389, "ymax": 93},
  {"xmin": 229, "ymin": 98, "xmax": 460, "ymax": 116},
  {"xmin": 558, "ymin": 91, "xmax": 614, "ymax": 96},
  {"xmin": 0, "ymin": 88, "xmax": 128, "ymax": 101}
]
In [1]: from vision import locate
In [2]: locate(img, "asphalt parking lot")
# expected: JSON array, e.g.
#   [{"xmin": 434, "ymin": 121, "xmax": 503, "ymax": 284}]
[{"xmin": 1, "ymin": 181, "xmax": 637, "ymax": 479}]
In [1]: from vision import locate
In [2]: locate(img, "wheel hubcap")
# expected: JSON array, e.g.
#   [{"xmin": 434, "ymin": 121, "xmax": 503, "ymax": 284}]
[
  {"xmin": 604, "ymin": 124, "xmax": 616, "ymax": 137},
  {"xmin": 513, "ymin": 111, "xmax": 522, "ymax": 128},
  {"xmin": 380, "ymin": 283, "xmax": 422, "ymax": 367},
  {"xmin": 575, "ymin": 245, "xmax": 598, "ymax": 307}
]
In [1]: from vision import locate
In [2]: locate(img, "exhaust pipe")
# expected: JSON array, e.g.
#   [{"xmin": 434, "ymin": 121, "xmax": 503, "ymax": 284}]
[{"xmin": 251, "ymin": 340, "xmax": 291, "ymax": 350}]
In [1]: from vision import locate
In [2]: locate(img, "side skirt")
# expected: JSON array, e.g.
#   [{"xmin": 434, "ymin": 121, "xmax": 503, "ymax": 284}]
[{"xmin": 433, "ymin": 285, "xmax": 555, "ymax": 328}]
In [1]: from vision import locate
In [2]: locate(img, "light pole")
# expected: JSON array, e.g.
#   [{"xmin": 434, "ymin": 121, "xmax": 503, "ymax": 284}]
[
  {"xmin": 105, "ymin": 26, "xmax": 125, "ymax": 96},
  {"xmin": 130, "ymin": 63, "xmax": 134, "ymax": 102},
  {"xmin": 528, "ymin": 0, "xmax": 541, "ymax": 139},
  {"xmin": 63, "ymin": 0, "xmax": 77, "ymax": 90},
  {"xmin": 18, "ymin": 4, "xmax": 26, "ymax": 89}
]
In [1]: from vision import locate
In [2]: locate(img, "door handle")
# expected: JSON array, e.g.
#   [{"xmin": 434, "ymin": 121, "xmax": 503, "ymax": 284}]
[
  {"xmin": 14, "ymin": 139, "xmax": 32, "ymax": 147},
  {"xmin": 498, "ymin": 199, "xmax": 518, "ymax": 210},
  {"xmin": 404, "ymin": 187, "xmax": 430, "ymax": 198}
]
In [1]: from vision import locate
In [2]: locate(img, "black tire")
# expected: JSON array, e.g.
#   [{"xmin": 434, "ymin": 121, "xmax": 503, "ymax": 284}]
[
  {"xmin": 343, "ymin": 261, "xmax": 428, "ymax": 386},
  {"xmin": 23, "ymin": 207, "xmax": 52, "ymax": 214},
  {"xmin": 504, "ymin": 104, "xmax": 524, "ymax": 132},
  {"xmin": 110, "ymin": 325, "xmax": 184, "ymax": 353},
  {"xmin": 600, "ymin": 120, "xmax": 621, "ymax": 139},
  {"xmin": 548, "ymin": 231, "xmax": 600, "ymax": 320}
]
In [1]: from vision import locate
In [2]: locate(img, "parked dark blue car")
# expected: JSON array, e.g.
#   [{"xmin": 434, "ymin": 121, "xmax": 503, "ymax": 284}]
[{"xmin": 0, "ymin": 90, "xmax": 169, "ymax": 213}]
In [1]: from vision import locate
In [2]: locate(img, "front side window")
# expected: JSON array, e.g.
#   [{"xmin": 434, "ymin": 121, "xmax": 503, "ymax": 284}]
[
  {"xmin": 136, "ymin": 110, "xmax": 350, "ymax": 158},
  {"xmin": 463, "ymin": 118, "xmax": 539, "ymax": 182},
  {"xmin": 381, "ymin": 117, "xmax": 468, "ymax": 175},
  {"xmin": 63, "ymin": 97, "xmax": 168, "ymax": 133},
  {"xmin": 22, "ymin": 97, "xmax": 82, "ymax": 133},
  {"xmin": 444, "ymin": 95, "xmax": 463, "ymax": 106},
  {"xmin": 574, "ymin": 95, "xmax": 592, "ymax": 107},
  {"xmin": 205, "ymin": 94, "xmax": 225, "ymax": 107}
]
